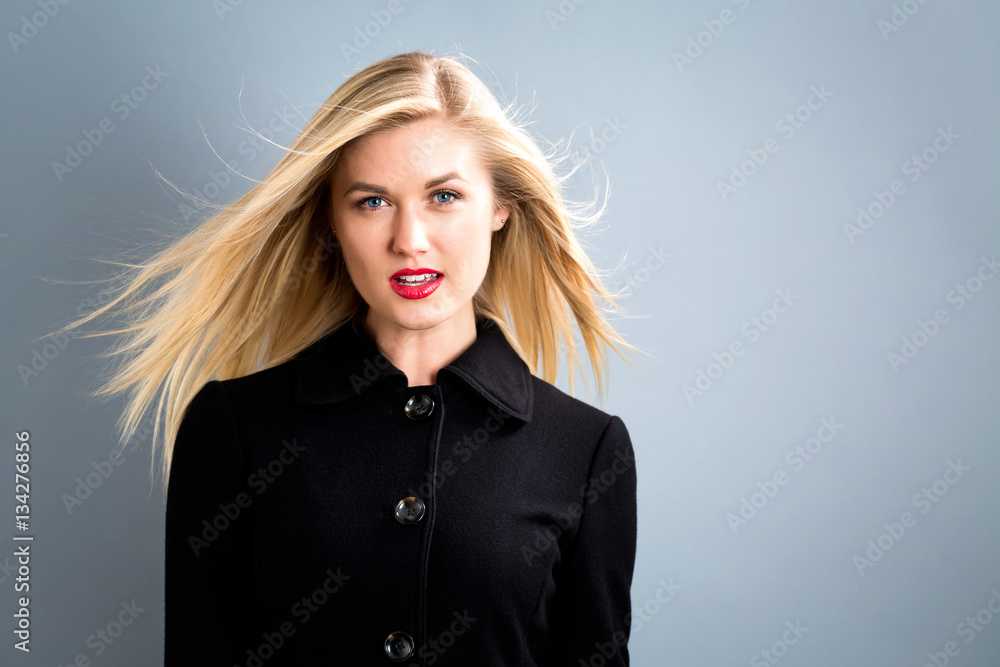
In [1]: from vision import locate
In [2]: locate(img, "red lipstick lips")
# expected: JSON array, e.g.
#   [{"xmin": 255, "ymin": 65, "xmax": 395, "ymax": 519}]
[{"xmin": 390, "ymin": 267, "xmax": 443, "ymax": 299}]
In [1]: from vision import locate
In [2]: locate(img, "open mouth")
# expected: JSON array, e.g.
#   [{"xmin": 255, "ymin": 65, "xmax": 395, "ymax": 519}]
[
  {"xmin": 390, "ymin": 271, "xmax": 444, "ymax": 299},
  {"xmin": 393, "ymin": 273, "xmax": 442, "ymax": 286}
]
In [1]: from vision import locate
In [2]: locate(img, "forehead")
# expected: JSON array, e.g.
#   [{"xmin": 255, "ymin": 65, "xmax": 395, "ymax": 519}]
[{"xmin": 334, "ymin": 117, "xmax": 485, "ymax": 184}]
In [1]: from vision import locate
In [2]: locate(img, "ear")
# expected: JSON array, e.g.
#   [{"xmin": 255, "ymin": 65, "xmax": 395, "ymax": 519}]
[{"xmin": 492, "ymin": 205, "xmax": 510, "ymax": 232}]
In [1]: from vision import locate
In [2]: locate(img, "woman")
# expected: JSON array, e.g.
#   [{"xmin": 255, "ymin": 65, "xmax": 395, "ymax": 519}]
[{"xmin": 65, "ymin": 51, "xmax": 642, "ymax": 665}]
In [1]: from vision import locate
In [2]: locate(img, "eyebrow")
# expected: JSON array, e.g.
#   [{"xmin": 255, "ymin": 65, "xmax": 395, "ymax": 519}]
[{"xmin": 342, "ymin": 172, "xmax": 467, "ymax": 197}]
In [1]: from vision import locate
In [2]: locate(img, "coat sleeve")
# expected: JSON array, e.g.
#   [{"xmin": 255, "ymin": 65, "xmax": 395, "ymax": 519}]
[
  {"xmin": 164, "ymin": 380, "xmax": 259, "ymax": 665},
  {"xmin": 552, "ymin": 415, "xmax": 638, "ymax": 665}
]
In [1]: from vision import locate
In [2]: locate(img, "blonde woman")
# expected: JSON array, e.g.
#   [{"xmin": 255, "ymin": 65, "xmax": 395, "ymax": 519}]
[{"xmin": 64, "ymin": 51, "xmax": 642, "ymax": 666}]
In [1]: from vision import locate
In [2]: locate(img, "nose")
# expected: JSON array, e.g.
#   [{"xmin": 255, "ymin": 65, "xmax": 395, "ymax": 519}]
[{"xmin": 392, "ymin": 204, "xmax": 430, "ymax": 257}]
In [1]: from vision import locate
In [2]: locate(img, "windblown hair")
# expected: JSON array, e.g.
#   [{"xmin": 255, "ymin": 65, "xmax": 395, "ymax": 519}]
[{"xmin": 55, "ymin": 50, "xmax": 644, "ymax": 491}]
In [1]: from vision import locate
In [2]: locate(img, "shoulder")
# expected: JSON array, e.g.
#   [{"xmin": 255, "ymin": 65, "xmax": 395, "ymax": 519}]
[
  {"xmin": 527, "ymin": 376, "xmax": 637, "ymax": 521},
  {"xmin": 528, "ymin": 374, "xmax": 613, "ymax": 422},
  {"xmin": 179, "ymin": 359, "xmax": 298, "ymax": 435},
  {"xmin": 527, "ymin": 374, "xmax": 632, "ymax": 451},
  {"xmin": 215, "ymin": 358, "xmax": 296, "ymax": 406}
]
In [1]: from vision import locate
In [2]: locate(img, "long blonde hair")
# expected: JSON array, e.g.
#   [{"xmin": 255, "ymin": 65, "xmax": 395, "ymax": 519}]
[{"xmin": 54, "ymin": 50, "xmax": 645, "ymax": 491}]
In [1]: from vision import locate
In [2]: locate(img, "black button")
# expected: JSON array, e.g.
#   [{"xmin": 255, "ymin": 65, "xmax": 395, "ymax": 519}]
[
  {"xmin": 394, "ymin": 497, "xmax": 425, "ymax": 524},
  {"xmin": 384, "ymin": 631, "xmax": 414, "ymax": 660},
  {"xmin": 404, "ymin": 394, "xmax": 434, "ymax": 420}
]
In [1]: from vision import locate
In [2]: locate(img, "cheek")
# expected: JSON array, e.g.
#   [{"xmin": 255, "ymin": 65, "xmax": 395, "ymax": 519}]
[
  {"xmin": 444, "ymin": 232, "xmax": 493, "ymax": 281},
  {"xmin": 336, "ymin": 237, "xmax": 377, "ymax": 286},
  {"xmin": 334, "ymin": 214, "xmax": 376, "ymax": 270}
]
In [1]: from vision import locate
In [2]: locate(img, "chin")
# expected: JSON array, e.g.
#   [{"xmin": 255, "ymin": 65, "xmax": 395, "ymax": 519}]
[{"xmin": 377, "ymin": 307, "xmax": 446, "ymax": 332}]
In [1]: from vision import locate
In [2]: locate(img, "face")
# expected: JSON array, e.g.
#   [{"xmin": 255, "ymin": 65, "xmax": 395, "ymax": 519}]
[{"xmin": 329, "ymin": 116, "xmax": 509, "ymax": 339}]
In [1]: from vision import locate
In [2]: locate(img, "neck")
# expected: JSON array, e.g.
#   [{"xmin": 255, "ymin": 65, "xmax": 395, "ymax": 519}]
[{"xmin": 363, "ymin": 307, "xmax": 478, "ymax": 387}]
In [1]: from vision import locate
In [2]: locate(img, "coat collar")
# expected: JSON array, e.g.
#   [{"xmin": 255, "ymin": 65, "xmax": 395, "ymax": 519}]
[{"xmin": 292, "ymin": 315, "xmax": 533, "ymax": 422}]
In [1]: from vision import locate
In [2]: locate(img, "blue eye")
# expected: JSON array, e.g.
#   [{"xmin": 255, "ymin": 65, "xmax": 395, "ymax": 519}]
[
  {"xmin": 354, "ymin": 190, "xmax": 461, "ymax": 213},
  {"xmin": 432, "ymin": 189, "xmax": 462, "ymax": 204}
]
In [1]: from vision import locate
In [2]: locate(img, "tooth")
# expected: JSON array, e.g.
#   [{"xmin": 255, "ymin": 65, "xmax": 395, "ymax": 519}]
[{"xmin": 399, "ymin": 273, "xmax": 437, "ymax": 283}]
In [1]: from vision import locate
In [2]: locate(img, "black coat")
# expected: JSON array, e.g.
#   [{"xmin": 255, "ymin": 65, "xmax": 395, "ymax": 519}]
[{"xmin": 164, "ymin": 314, "xmax": 637, "ymax": 666}]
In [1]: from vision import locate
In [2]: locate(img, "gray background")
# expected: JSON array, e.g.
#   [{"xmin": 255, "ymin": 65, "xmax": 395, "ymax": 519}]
[{"xmin": 1, "ymin": 0, "xmax": 998, "ymax": 665}]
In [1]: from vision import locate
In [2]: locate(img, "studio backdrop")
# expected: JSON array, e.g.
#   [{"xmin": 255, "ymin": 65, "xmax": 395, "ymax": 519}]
[{"xmin": 1, "ymin": 0, "xmax": 998, "ymax": 665}]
